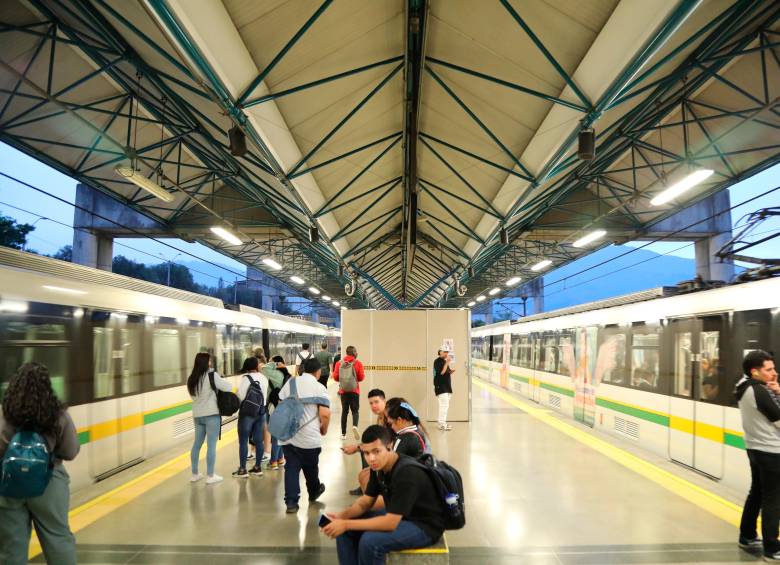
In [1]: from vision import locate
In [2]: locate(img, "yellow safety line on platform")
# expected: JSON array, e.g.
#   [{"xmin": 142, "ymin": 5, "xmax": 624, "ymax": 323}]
[
  {"xmin": 28, "ymin": 428, "xmax": 239, "ymax": 560},
  {"xmin": 473, "ymin": 378, "xmax": 743, "ymax": 527}
]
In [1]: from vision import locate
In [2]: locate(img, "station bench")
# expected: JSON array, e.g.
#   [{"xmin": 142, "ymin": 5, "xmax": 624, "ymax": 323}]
[{"xmin": 387, "ymin": 534, "xmax": 448, "ymax": 564}]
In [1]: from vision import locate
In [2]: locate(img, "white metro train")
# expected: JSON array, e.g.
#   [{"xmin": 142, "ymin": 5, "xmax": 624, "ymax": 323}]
[
  {"xmin": 0, "ymin": 247, "xmax": 339, "ymax": 491},
  {"xmin": 471, "ymin": 278, "xmax": 780, "ymax": 493}
]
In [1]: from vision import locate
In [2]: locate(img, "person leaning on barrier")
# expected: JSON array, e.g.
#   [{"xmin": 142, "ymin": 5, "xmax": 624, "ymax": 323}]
[
  {"xmin": 342, "ymin": 389, "xmax": 386, "ymax": 496},
  {"xmin": 0, "ymin": 362, "xmax": 80, "ymax": 565},
  {"xmin": 322, "ymin": 425, "xmax": 443, "ymax": 564},
  {"xmin": 735, "ymin": 350, "xmax": 780, "ymax": 559}
]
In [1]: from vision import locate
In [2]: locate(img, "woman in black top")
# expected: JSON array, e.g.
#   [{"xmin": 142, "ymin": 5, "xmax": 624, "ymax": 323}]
[{"xmin": 384, "ymin": 398, "xmax": 429, "ymax": 457}]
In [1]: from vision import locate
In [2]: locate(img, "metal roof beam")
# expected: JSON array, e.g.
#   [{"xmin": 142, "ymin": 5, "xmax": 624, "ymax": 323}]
[{"xmin": 290, "ymin": 131, "xmax": 401, "ymax": 180}]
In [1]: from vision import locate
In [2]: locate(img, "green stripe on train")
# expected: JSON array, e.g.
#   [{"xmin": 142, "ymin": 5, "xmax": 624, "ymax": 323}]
[
  {"xmin": 78, "ymin": 430, "xmax": 90, "ymax": 445},
  {"xmin": 143, "ymin": 402, "xmax": 193, "ymax": 425},
  {"xmin": 725, "ymin": 432, "xmax": 745, "ymax": 449},
  {"xmin": 595, "ymin": 397, "xmax": 670, "ymax": 427},
  {"xmin": 509, "ymin": 373, "xmax": 529, "ymax": 384},
  {"xmin": 540, "ymin": 382, "xmax": 575, "ymax": 397}
]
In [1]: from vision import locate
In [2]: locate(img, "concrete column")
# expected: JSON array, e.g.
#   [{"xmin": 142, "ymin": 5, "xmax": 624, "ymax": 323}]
[
  {"xmin": 72, "ymin": 230, "xmax": 113, "ymax": 271},
  {"xmin": 311, "ymin": 310, "xmax": 319, "ymax": 324},
  {"xmin": 261, "ymin": 294, "xmax": 274, "ymax": 312},
  {"xmin": 518, "ymin": 277, "xmax": 544, "ymax": 315}
]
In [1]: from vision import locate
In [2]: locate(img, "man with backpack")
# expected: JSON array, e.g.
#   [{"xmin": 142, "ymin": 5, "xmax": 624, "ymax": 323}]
[
  {"xmin": 315, "ymin": 343, "xmax": 334, "ymax": 388},
  {"xmin": 322, "ymin": 425, "xmax": 453, "ymax": 564},
  {"xmin": 296, "ymin": 343, "xmax": 314, "ymax": 376},
  {"xmin": 275, "ymin": 357, "xmax": 331, "ymax": 514},
  {"xmin": 333, "ymin": 345, "xmax": 365, "ymax": 440},
  {"xmin": 233, "ymin": 357, "xmax": 269, "ymax": 479}
]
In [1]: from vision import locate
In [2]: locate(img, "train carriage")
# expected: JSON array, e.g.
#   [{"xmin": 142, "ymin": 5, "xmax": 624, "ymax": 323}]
[{"xmin": 472, "ymin": 279, "xmax": 780, "ymax": 492}]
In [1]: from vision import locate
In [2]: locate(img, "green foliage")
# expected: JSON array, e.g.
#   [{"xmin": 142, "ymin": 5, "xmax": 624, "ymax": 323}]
[
  {"xmin": 51, "ymin": 245, "xmax": 72, "ymax": 261},
  {"xmin": 0, "ymin": 215, "xmax": 34, "ymax": 250}
]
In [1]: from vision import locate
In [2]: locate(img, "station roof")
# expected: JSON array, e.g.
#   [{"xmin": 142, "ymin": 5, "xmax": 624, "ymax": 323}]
[{"xmin": 1, "ymin": 1, "xmax": 778, "ymax": 309}]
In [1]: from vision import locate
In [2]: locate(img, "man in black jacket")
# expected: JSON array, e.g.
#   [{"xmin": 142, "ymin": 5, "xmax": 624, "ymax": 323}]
[
  {"xmin": 735, "ymin": 350, "xmax": 780, "ymax": 559},
  {"xmin": 322, "ymin": 425, "xmax": 443, "ymax": 564}
]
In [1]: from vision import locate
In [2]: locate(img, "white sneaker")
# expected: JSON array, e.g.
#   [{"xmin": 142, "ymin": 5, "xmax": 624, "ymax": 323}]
[
  {"xmin": 352, "ymin": 425, "xmax": 361, "ymax": 440},
  {"xmin": 190, "ymin": 473, "xmax": 203, "ymax": 483},
  {"xmin": 206, "ymin": 474, "xmax": 223, "ymax": 485},
  {"xmin": 261, "ymin": 452, "xmax": 271, "ymax": 463},
  {"xmin": 340, "ymin": 434, "xmax": 347, "ymax": 440},
  {"xmin": 438, "ymin": 424, "xmax": 452, "ymax": 431}
]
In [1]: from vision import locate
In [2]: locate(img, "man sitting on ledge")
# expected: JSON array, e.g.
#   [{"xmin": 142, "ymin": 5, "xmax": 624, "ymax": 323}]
[{"xmin": 322, "ymin": 425, "xmax": 443, "ymax": 564}]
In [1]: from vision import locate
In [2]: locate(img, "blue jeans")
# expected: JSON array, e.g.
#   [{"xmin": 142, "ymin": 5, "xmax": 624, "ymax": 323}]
[
  {"xmin": 336, "ymin": 510, "xmax": 434, "ymax": 565},
  {"xmin": 191, "ymin": 415, "xmax": 221, "ymax": 476},
  {"xmin": 282, "ymin": 444, "xmax": 321, "ymax": 505},
  {"xmin": 238, "ymin": 413, "xmax": 265, "ymax": 469},
  {"xmin": 266, "ymin": 411, "xmax": 284, "ymax": 462}
]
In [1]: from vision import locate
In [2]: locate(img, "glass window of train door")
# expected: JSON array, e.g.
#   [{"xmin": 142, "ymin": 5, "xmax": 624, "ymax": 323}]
[
  {"xmin": 543, "ymin": 333, "xmax": 557, "ymax": 372},
  {"xmin": 533, "ymin": 333, "xmax": 543, "ymax": 370},
  {"xmin": 696, "ymin": 315, "xmax": 725, "ymax": 405},
  {"xmin": 152, "ymin": 324, "xmax": 182, "ymax": 387},
  {"xmin": 558, "ymin": 331, "xmax": 574, "ymax": 376},
  {"xmin": 631, "ymin": 322, "xmax": 661, "ymax": 392},
  {"xmin": 92, "ymin": 311, "xmax": 115, "ymax": 399},
  {"xmin": 600, "ymin": 325, "xmax": 628, "ymax": 385},
  {"xmin": 119, "ymin": 316, "xmax": 143, "ymax": 395},
  {"xmin": 669, "ymin": 318, "xmax": 693, "ymax": 398}
]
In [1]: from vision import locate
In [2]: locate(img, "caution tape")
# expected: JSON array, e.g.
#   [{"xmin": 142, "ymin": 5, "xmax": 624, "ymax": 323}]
[{"xmin": 364, "ymin": 365, "xmax": 427, "ymax": 371}]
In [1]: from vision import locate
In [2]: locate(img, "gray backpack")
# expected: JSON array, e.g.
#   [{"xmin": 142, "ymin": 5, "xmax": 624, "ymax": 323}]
[{"xmin": 339, "ymin": 360, "xmax": 358, "ymax": 392}]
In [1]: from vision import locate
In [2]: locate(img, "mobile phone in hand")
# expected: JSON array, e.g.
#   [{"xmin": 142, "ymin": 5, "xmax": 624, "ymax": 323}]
[{"xmin": 319, "ymin": 514, "xmax": 332, "ymax": 528}]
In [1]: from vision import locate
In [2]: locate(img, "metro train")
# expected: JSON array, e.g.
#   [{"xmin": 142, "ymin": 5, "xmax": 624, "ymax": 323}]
[
  {"xmin": 471, "ymin": 278, "xmax": 780, "ymax": 493},
  {"xmin": 0, "ymin": 247, "xmax": 339, "ymax": 490}
]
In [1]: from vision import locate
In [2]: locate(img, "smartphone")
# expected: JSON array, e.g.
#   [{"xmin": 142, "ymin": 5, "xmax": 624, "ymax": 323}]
[{"xmin": 318, "ymin": 513, "xmax": 332, "ymax": 528}]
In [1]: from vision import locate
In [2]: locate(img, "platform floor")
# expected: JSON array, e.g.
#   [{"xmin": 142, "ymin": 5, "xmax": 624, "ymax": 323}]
[{"xmin": 34, "ymin": 379, "xmax": 755, "ymax": 564}]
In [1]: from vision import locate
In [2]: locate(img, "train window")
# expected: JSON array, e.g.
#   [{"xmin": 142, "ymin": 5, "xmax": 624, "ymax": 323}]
[
  {"xmin": 153, "ymin": 329, "xmax": 182, "ymax": 387},
  {"xmin": 518, "ymin": 335, "xmax": 532, "ymax": 368},
  {"xmin": 120, "ymin": 327, "xmax": 142, "ymax": 395},
  {"xmin": 543, "ymin": 335, "xmax": 557, "ymax": 373},
  {"xmin": 1, "ymin": 319, "xmax": 69, "ymax": 401},
  {"xmin": 493, "ymin": 337, "xmax": 504, "ymax": 364},
  {"xmin": 632, "ymin": 327, "xmax": 660, "ymax": 391},
  {"xmin": 600, "ymin": 330, "xmax": 628, "ymax": 385},
  {"xmin": 673, "ymin": 331, "xmax": 693, "ymax": 397},
  {"xmin": 471, "ymin": 338, "xmax": 483, "ymax": 360},
  {"xmin": 558, "ymin": 333, "xmax": 573, "ymax": 376},
  {"xmin": 93, "ymin": 327, "xmax": 115, "ymax": 398},
  {"xmin": 185, "ymin": 331, "xmax": 203, "ymax": 372}
]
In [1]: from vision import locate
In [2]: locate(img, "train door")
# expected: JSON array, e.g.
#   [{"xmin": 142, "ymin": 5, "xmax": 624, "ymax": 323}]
[
  {"xmin": 531, "ymin": 333, "xmax": 542, "ymax": 403},
  {"xmin": 668, "ymin": 315, "xmax": 725, "ymax": 477}
]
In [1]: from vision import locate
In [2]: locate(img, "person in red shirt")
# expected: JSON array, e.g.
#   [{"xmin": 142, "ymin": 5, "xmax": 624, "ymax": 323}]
[{"xmin": 333, "ymin": 345, "xmax": 366, "ymax": 440}]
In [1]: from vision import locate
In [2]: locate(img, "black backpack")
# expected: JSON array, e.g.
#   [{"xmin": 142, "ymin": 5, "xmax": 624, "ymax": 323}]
[
  {"xmin": 414, "ymin": 453, "xmax": 466, "ymax": 530},
  {"xmin": 208, "ymin": 371, "xmax": 240, "ymax": 417},
  {"xmin": 239, "ymin": 375, "xmax": 265, "ymax": 419}
]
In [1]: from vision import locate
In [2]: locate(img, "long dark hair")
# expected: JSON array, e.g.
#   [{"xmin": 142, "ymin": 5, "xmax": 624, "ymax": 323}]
[
  {"xmin": 187, "ymin": 352, "xmax": 211, "ymax": 396},
  {"xmin": 385, "ymin": 397, "xmax": 429, "ymax": 438},
  {"xmin": 2, "ymin": 362, "xmax": 65, "ymax": 433},
  {"xmin": 241, "ymin": 357, "xmax": 260, "ymax": 373}
]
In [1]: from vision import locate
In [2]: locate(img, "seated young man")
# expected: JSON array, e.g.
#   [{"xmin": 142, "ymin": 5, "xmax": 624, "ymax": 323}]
[
  {"xmin": 341, "ymin": 389, "xmax": 386, "ymax": 495},
  {"xmin": 322, "ymin": 425, "xmax": 444, "ymax": 564}
]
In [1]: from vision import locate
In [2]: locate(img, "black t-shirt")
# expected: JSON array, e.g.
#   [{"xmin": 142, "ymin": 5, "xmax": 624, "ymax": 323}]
[
  {"xmin": 365, "ymin": 455, "xmax": 444, "ymax": 542},
  {"xmin": 433, "ymin": 357, "xmax": 452, "ymax": 395}
]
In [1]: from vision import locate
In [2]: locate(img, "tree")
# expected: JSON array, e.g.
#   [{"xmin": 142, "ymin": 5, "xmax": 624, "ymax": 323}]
[
  {"xmin": 0, "ymin": 214, "xmax": 34, "ymax": 250},
  {"xmin": 51, "ymin": 245, "xmax": 72, "ymax": 261}
]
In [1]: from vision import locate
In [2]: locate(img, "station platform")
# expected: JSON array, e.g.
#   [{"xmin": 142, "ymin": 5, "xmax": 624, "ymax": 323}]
[{"xmin": 33, "ymin": 379, "xmax": 750, "ymax": 565}]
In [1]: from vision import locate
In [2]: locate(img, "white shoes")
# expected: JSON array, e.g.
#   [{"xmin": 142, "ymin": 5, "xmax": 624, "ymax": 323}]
[
  {"xmin": 340, "ymin": 434, "xmax": 347, "ymax": 440},
  {"xmin": 206, "ymin": 474, "xmax": 223, "ymax": 485},
  {"xmin": 438, "ymin": 424, "xmax": 452, "ymax": 431},
  {"xmin": 352, "ymin": 425, "xmax": 361, "ymax": 440},
  {"xmin": 190, "ymin": 473, "xmax": 204, "ymax": 483}
]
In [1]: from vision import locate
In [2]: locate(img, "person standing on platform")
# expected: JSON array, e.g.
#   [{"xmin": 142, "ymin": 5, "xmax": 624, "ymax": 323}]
[
  {"xmin": 433, "ymin": 346, "xmax": 454, "ymax": 431},
  {"xmin": 279, "ymin": 357, "xmax": 331, "ymax": 513},
  {"xmin": 296, "ymin": 343, "xmax": 314, "ymax": 376},
  {"xmin": 333, "ymin": 346, "xmax": 365, "ymax": 440},
  {"xmin": 0, "ymin": 363, "xmax": 80, "ymax": 565},
  {"xmin": 735, "ymin": 350, "xmax": 780, "ymax": 559},
  {"xmin": 315, "ymin": 343, "xmax": 334, "ymax": 388},
  {"xmin": 233, "ymin": 357, "xmax": 269, "ymax": 479},
  {"xmin": 334, "ymin": 346, "xmax": 342, "ymax": 366},
  {"xmin": 266, "ymin": 356, "xmax": 292, "ymax": 470},
  {"xmin": 188, "ymin": 352, "xmax": 232, "ymax": 485}
]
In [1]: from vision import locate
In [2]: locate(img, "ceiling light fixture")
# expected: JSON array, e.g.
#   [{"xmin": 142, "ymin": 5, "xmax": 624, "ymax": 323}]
[
  {"xmin": 505, "ymin": 276, "xmax": 521, "ymax": 286},
  {"xmin": 43, "ymin": 285, "xmax": 87, "ymax": 295},
  {"xmin": 262, "ymin": 257, "xmax": 283, "ymax": 271},
  {"xmin": 115, "ymin": 165, "xmax": 174, "ymax": 203},
  {"xmin": 573, "ymin": 229, "xmax": 606, "ymax": 248},
  {"xmin": 308, "ymin": 287, "xmax": 320, "ymax": 295},
  {"xmin": 289, "ymin": 276, "xmax": 304, "ymax": 285},
  {"xmin": 210, "ymin": 226, "xmax": 242, "ymax": 245},
  {"xmin": 322, "ymin": 295, "xmax": 331, "ymax": 301},
  {"xmin": 650, "ymin": 169, "xmax": 714, "ymax": 206},
  {"xmin": 488, "ymin": 287, "xmax": 500, "ymax": 296},
  {"xmin": 476, "ymin": 295, "xmax": 486, "ymax": 302},
  {"xmin": 532, "ymin": 259, "xmax": 553, "ymax": 272},
  {"xmin": 332, "ymin": 300, "xmax": 340, "ymax": 307},
  {"xmin": 467, "ymin": 301, "xmax": 476, "ymax": 307}
]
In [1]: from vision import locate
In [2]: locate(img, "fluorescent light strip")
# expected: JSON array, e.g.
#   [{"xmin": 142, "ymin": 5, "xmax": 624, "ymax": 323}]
[
  {"xmin": 210, "ymin": 226, "xmax": 242, "ymax": 245},
  {"xmin": 115, "ymin": 166, "xmax": 175, "ymax": 203},
  {"xmin": 651, "ymin": 169, "xmax": 714, "ymax": 206},
  {"xmin": 308, "ymin": 287, "xmax": 320, "ymax": 295},
  {"xmin": 322, "ymin": 295, "xmax": 331, "ymax": 301},
  {"xmin": 262, "ymin": 257, "xmax": 282, "ymax": 271},
  {"xmin": 505, "ymin": 276, "xmax": 521, "ymax": 286},
  {"xmin": 332, "ymin": 301, "xmax": 340, "ymax": 307},
  {"xmin": 573, "ymin": 229, "xmax": 606, "ymax": 248},
  {"xmin": 290, "ymin": 276, "xmax": 305, "ymax": 285},
  {"xmin": 532, "ymin": 260, "xmax": 552, "ymax": 272},
  {"xmin": 476, "ymin": 295, "xmax": 486, "ymax": 302},
  {"xmin": 467, "ymin": 301, "xmax": 476, "ymax": 307},
  {"xmin": 43, "ymin": 285, "xmax": 87, "ymax": 295},
  {"xmin": 488, "ymin": 287, "xmax": 500, "ymax": 296}
]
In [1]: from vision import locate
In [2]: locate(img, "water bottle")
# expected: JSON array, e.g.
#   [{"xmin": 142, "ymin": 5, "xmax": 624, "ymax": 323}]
[{"xmin": 445, "ymin": 493, "xmax": 458, "ymax": 509}]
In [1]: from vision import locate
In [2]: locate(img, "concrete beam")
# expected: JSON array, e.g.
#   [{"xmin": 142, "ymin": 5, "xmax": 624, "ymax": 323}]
[{"xmin": 73, "ymin": 183, "xmax": 168, "ymax": 236}]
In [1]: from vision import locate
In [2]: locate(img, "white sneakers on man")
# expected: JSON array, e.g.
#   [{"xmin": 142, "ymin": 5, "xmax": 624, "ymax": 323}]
[
  {"xmin": 206, "ymin": 474, "xmax": 223, "ymax": 485},
  {"xmin": 438, "ymin": 424, "xmax": 452, "ymax": 431}
]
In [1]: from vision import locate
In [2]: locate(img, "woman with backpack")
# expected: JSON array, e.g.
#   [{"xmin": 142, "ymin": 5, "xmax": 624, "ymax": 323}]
[
  {"xmin": 0, "ymin": 362, "xmax": 79, "ymax": 565},
  {"xmin": 233, "ymin": 357, "xmax": 269, "ymax": 479},
  {"xmin": 332, "ymin": 345, "xmax": 365, "ymax": 440},
  {"xmin": 188, "ymin": 352, "xmax": 232, "ymax": 485},
  {"xmin": 384, "ymin": 397, "xmax": 430, "ymax": 457}
]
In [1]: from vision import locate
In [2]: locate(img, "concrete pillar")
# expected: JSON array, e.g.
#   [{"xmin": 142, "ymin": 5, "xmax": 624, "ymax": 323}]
[
  {"xmin": 261, "ymin": 294, "xmax": 274, "ymax": 312},
  {"xmin": 72, "ymin": 230, "xmax": 113, "ymax": 271},
  {"xmin": 311, "ymin": 310, "xmax": 319, "ymax": 324},
  {"xmin": 518, "ymin": 277, "xmax": 544, "ymax": 315}
]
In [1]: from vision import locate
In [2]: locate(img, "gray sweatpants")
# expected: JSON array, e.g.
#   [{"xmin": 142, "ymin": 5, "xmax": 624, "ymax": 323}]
[{"xmin": 0, "ymin": 465, "xmax": 77, "ymax": 564}]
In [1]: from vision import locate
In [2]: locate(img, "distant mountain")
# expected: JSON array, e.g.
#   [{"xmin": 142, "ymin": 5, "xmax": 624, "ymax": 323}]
[{"xmin": 541, "ymin": 245, "xmax": 697, "ymax": 311}]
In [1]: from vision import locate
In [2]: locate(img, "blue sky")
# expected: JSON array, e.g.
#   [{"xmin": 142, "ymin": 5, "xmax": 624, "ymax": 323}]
[{"xmin": 1, "ymin": 141, "xmax": 778, "ymax": 291}]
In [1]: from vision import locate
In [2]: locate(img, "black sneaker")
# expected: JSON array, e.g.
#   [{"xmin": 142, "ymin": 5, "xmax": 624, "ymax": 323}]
[
  {"xmin": 286, "ymin": 504, "xmax": 299, "ymax": 514},
  {"xmin": 249, "ymin": 466, "xmax": 264, "ymax": 477},
  {"xmin": 231, "ymin": 468, "xmax": 248, "ymax": 479},
  {"xmin": 309, "ymin": 483, "xmax": 326, "ymax": 502},
  {"xmin": 349, "ymin": 487, "xmax": 363, "ymax": 496},
  {"xmin": 739, "ymin": 537, "xmax": 762, "ymax": 551}
]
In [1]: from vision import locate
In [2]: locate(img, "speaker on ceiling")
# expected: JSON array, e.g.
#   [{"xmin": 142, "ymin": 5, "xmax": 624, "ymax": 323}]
[
  {"xmin": 578, "ymin": 128, "xmax": 595, "ymax": 161},
  {"xmin": 309, "ymin": 224, "xmax": 319, "ymax": 244},
  {"xmin": 467, "ymin": 266, "xmax": 475, "ymax": 279},
  {"xmin": 500, "ymin": 227, "xmax": 509, "ymax": 245},
  {"xmin": 228, "ymin": 126, "xmax": 247, "ymax": 157}
]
